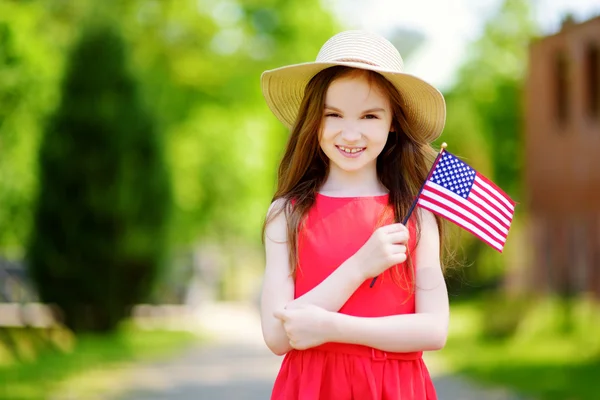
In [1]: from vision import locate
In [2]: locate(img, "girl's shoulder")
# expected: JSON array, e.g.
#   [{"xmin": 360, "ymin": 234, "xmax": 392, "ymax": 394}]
[
  {"xmin": 267, "ymin": 197, "xmax": 287, "ymax": 217},
  {"xmin": 414, "ymin": 207, "xmax": 438, "ymax": 234},
  {"xmin": 265, "ymin": 198, "xmax": 289, "ymax": 242}
]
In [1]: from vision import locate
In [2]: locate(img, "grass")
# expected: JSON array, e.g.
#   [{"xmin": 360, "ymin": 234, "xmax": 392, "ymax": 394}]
[
  {"xmin": 439, "ymin": 296, "xmax": 600, "ymax": 400},
  {"xmin": 0, "ymin": 323, "xmax": 200, "ymax": 400}
]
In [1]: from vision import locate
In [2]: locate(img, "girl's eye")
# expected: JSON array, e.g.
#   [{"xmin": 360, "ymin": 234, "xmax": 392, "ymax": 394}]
[
  {"xmin": 325, "ymin": 113, "xmax": 341, "ymax": 118},
  {"xmin": 364, "ymin": 114, "xmax": 378, "ymax": 119}
]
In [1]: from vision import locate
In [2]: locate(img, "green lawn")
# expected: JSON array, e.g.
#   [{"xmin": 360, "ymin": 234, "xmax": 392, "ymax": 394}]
[
  {"xmin": 440, "ymin": 297, "xmax": 600, "ymax": 400},
  {"xmin": 0, "ymin": 323, "xmax": 200, "ymax": 399}
]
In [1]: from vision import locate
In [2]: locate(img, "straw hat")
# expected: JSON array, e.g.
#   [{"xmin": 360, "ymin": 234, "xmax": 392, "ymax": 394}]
[{"xmin": 261, "ymin": 30, "xmax": 446, "ymax": 143}]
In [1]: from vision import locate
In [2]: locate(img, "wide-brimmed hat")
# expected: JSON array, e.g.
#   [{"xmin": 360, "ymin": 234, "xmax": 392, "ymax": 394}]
[{"xmin": 261, "ymin": 30, "xmax": 446, "ymax": 143}]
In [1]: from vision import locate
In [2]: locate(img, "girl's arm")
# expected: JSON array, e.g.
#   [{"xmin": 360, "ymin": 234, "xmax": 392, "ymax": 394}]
[
  {"xmin": 260, "ymin": 200, "xmax": 295, "ymax": 355},
  {"xmin": 323, "ymin": 208, "xmax": 449, "ymax": 352},
  {"xmin": 260, "ymin": 200, "xmax": 368, "ymax": 355}
]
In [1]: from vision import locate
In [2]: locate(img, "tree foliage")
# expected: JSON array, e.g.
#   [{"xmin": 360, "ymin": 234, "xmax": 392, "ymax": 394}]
[{"xmin": 27, "ymin": 24, "xmax": 171, "ymax": 332}]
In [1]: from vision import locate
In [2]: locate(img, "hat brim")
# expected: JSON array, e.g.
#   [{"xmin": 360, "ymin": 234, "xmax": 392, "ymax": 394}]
[{"xmin": 261, "ymin": 61, "xmax": 446, "ymax": 143}]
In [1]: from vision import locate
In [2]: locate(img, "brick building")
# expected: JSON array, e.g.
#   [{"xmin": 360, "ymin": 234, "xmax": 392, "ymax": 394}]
[{"xmin": 525, "ymin": 16, "xmax": 600, "ymax": 298}]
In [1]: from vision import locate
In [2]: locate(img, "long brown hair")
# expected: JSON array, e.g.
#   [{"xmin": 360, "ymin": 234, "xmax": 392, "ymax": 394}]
[{"xmin": 263, "ymin": 66, "xmax": 446, "ymax": 289}]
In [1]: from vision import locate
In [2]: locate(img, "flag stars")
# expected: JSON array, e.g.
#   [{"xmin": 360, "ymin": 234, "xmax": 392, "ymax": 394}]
[{"xmin": 429, "ymin": 152, "xmax": 476, "ymax": 197}]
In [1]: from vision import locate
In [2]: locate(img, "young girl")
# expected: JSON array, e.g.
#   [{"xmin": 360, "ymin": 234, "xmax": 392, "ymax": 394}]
[{"xmin": 260, "ymin": 30, "xmax": 449, "ymax": 400}]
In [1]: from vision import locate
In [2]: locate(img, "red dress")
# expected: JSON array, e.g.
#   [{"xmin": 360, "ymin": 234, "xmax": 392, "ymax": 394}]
[{"xmin": 271, "ymin": 193, "xmax": 437, "ymax": 400}]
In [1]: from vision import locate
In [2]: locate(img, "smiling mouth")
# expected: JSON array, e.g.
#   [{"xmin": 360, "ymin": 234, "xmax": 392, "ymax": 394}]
[{"xmin": 336, "ymin": 145, "xmax": 366, "ymax": 154}]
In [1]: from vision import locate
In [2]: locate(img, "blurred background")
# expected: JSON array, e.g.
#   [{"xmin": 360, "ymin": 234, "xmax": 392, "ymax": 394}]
[{"xmin": 0, "ymin": 0, "xmax": 599, "ymax": 399}]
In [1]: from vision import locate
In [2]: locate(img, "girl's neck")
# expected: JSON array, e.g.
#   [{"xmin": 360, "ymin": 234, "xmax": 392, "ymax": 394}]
[{"xmin": 320, "ymin": 164, "xmax": 388, "ymax": 197}]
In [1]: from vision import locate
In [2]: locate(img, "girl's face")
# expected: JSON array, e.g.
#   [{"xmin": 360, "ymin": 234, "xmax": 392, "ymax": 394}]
[{"xmin": 319, "ymin": 73, "xmax": 394, "ymax": 174}]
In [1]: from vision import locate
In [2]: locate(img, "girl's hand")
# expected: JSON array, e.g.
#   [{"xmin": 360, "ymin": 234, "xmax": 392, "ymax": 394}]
[
  {"xmin": 273, "ymin": 304, "xmax": 332, "ymax": 350},
  {"xmin": 352, "ymin": 223, "xmax": 409, "ymax": 280}
]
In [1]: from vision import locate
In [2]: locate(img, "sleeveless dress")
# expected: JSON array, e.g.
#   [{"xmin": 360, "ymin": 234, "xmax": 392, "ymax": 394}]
[{"xmin": 270, "ymin": 193, "xmax": 438, "ymax": 400}]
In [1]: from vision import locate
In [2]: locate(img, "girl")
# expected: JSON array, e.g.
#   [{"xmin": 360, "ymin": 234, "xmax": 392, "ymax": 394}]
[{"xmin": 260, "ymin": 30, "xmax": 449, "ymax": 400}]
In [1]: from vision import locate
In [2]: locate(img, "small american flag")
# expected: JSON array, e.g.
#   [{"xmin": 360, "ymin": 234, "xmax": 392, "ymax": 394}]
[{"xmin": 417, "ymin": 150, "xmax": 515, "ymax": 252}]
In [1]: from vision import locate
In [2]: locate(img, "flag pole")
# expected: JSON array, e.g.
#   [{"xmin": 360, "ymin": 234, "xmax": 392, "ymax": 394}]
[{"xmin": 369, "ymin": 142, "xmax": 447, "ymax": 288}]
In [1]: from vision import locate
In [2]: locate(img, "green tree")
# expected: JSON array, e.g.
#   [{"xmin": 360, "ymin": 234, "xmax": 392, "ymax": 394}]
[{"xmin": 27, "ymin": 24, "xmax": 172, "ymax": 332}]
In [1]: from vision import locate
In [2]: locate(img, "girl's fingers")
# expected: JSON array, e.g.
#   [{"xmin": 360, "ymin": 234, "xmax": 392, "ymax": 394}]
[
  {"xmin": 390, "ymin": 244, "xmax": 407, "ymax": 254},
  {"xmin": 387, "ymin": 231, "xmax": 409, "ymax": 244},
  {"xmin": 273, "ymin": 309, "xmax": 288, "ymax": 321},
  {"xmin": 380, "ymin": 223, "xmax": 407, "ymax": 234}
]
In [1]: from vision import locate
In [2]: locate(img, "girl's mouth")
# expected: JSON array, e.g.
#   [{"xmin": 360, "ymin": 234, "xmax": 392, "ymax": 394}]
[{"xmin": 336, "ymin": 145, "xmax": 366, "ymax": 158}]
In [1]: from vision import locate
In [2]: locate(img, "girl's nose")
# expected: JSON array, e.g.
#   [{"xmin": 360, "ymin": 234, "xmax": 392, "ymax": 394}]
[{"xmin": 340, "ymin": 126, "xmax": 362, "ymax": 142}]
